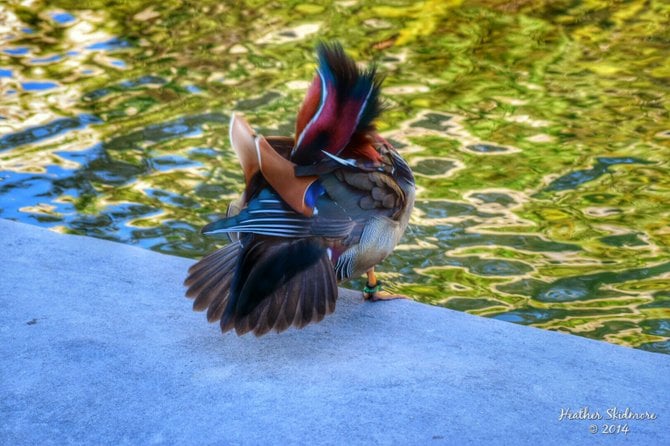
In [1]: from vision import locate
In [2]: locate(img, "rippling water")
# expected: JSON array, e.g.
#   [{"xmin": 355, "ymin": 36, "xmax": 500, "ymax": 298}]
[{"xmin": 1, "ymin": 0, "xmax": 669, "ymax": 352}]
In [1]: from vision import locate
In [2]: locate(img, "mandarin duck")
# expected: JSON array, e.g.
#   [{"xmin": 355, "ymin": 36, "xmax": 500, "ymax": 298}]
[{"xmin": 184, "ymin": 43, "xmax": 415, "ymax": 336}]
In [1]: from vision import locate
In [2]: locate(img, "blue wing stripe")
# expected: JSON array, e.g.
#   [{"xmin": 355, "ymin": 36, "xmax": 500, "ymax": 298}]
[
  {"xmin": 248, "ymin": 209, "xmax": 293, "ymax": 214},
  {"xmin": 205, "ymin": 226, "xmax": 305, "ymax": 237},
  {"xmin": 202, "ymin": 188, "xmax": 353, "ymax": 239},
  {"xmin": 258, "ymin": 199, "xmax": 283, "ymax": 204}
]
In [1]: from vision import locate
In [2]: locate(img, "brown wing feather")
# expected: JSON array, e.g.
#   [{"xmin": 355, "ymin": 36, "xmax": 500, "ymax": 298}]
[
  {"xmin": 184, "ymin": 242, "xmax": 242, "ymax": 313},
  {"xmin": 273, "ymin": 283, "xmax": 295, "ymax": 333},
  {"xmin": 188, "ymin": 237, "xmax": 339, "ymax": 336},
  {"xmin": 219, "ymin": 248, "xmax": 337, "ymax": 336}
]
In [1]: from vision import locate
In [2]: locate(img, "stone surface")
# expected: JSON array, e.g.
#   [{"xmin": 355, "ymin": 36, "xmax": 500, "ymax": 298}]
[{"xmin": 1, "ymin": 219, "xmax": 668, "ymax": 445}]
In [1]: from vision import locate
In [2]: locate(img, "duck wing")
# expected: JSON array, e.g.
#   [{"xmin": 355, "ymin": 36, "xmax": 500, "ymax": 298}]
[{"xmin": 185, "ymin": 235, "xmax": 337, "ymax": 336}]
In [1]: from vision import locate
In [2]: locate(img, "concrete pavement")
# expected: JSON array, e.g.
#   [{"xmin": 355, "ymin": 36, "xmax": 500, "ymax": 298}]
[{"xmin": 1, "ymin": 218, "xmax": 668, "ymax": 445}]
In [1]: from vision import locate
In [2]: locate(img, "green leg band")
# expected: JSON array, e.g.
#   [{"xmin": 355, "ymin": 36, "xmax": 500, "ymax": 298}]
[{"xmin": 363, "ymin": 280, "xmax": 383, "ymax": 294}]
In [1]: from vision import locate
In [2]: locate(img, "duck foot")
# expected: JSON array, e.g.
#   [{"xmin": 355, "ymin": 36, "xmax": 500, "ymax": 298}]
[{"xmin": 362, "ymin": 281, "xmax": 407, "ymax": 301}]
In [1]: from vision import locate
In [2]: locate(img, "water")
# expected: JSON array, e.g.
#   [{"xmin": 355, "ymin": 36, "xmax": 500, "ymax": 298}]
[{"xmin": 1, "ymin": 0, "xmax": 668, "ymax": 353}]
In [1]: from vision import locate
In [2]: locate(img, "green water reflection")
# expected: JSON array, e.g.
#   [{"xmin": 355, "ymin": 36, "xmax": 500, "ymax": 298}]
[{"xmin": 1, "ymin": 0, "xmax": 668, "ymax": 352}]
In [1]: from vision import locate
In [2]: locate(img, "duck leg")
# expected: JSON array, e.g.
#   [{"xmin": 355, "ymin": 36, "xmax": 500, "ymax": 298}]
[{"xmin": 363, "ymin": 268, "xmax": 407, "ymax": 301}]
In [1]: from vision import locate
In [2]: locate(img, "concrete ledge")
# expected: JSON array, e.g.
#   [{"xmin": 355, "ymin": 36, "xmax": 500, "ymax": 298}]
[{"xmin": 1, "ymin": 218, "xmax": 668, "ymax": 445}]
